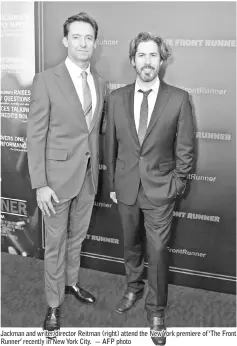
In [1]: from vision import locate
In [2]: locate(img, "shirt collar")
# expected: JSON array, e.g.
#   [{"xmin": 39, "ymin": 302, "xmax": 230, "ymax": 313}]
[
  {"xmin": 65, "ymin": 57, "xmax": 91, "ymax": 77},
  {"xmin": 135, "ymin": 76, "xmax": 160, "ymax": 94}
]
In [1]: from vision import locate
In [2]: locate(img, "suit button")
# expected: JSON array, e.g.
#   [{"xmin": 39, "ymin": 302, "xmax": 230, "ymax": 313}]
[
  {"xmin": 140, "ymin": 156, "xmax": 144, "ymax": 160},
  {"xmin": 86, "ymin": 152, "xmax": 90, "ymax": 156}
]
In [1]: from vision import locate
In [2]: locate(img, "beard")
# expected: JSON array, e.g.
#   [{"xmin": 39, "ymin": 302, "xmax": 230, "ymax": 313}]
[{"xmin": 136, "ymin": 65, "xmax": 159, "ymax": 82}]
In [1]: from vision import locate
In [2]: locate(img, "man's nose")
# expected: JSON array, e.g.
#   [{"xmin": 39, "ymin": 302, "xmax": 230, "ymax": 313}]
[
  {"xmin": 145, "ymin": 55, "xmax": 151, "ymax": 64},
  {"xmin": 79, "ymin": 37, "xmax": 86, "ymax": 47}
]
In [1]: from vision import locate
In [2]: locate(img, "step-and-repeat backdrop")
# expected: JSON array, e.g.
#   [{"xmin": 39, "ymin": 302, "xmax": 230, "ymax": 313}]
[
  {"xmin": 1, "ymin": 1, "xmax": 236, "ymax": 294},
  {"xmin": 1, "ymin": 1, "xmax": 40, "ymax": 258}
]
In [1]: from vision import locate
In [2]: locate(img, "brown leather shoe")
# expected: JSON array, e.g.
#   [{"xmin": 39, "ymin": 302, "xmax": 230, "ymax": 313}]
[
  {"xmin": 115, "ymin": 291, "xmax": 143, "ymax": 314},
  {"xmin": 43, "ymin": 306, "xmax": 60, "ymax": 331},
  {"xmin": 150, "ymin": 316, "xmax": 166, "ymax": 345},
  {"xmin": 65, "ymin": 284, "xmax": 96, "ymax": 304}
]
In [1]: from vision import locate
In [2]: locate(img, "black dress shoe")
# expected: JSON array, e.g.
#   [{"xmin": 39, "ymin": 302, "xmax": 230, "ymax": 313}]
[
  {"xmin": 43, "ymin": 306, "xmax": 60, "ymax": 331},
  {"xmin": 150, "ymin": 316, "xmax": 166, "ymax": 346},
  {"xmin": 115, "ymin": 291, "xmax": 143, "ymax": 313},
  {"xmin": 65, "ymin": 284, "xmax": 96, "ymax": 304}
]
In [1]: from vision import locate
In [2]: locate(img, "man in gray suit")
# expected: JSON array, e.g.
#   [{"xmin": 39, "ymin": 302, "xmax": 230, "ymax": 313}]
[
  {"xmin": 27, "ymin": 12, "xmax": 107, "ymax": 331},
  {"xmin": 105, "ymin": 32, "xmax": 195, "ymax": 345}
]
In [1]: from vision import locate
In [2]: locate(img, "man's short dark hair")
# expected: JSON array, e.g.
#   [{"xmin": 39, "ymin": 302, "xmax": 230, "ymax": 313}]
[
  {"xmin": 63, "ymin": 12, "xmax": 98, "ymax": 40},
  {"xmin": 129, "ymin": 32, "xmax": 170, "ymax": 62}
]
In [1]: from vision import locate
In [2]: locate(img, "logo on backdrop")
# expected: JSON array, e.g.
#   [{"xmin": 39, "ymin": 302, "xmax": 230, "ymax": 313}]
[
  {"xmin": 173, "ymin": 211, "xmax": 220, "ymax": 222},
  {"xmin": 195, "ymin": 132, "xmax": 232, "ymax": 141},
  {"xmin": 164, "ymin": 38, "xmax": 236, "ymax": 48},
  {"xmin": 187, "ymin": 174, "xmax": 216, "ymax": 182},
  {"xmin": 108, "ymin": 83, "xmax": 127, "ymax": 92},
  {"xmin": 96, "ymin": 38, "xmax": 119, "ymax": 46},
  {"xmin": 94, "ymin": 201, "xmax": 112, "ymax": 208},
  {"xmin": 99, "ymin": 164, "xmax": 107, "ymax": 171},
  {"xmin": 86, "ymin": 234, "xmax": 119, "ymax": 245},
  {"xmin": 179, "ymin": 86, "xmax": 227, "ymax": 95},
  {"xmin": 168, "ymin": 247, "xmax": 206, "ymax": 258},
  {"xmin": 1, "ymin": 197, "xmax": 27, "ymax": 217}
]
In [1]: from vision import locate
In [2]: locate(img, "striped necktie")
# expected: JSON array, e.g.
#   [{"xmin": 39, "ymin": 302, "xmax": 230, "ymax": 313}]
[
  {"xmin": 138, "ymin": 89, "xmax": 152, "ymax": 146},
  {"xmin": 81, "ymin": 70, "xmax": 92, "ymax": 130}
]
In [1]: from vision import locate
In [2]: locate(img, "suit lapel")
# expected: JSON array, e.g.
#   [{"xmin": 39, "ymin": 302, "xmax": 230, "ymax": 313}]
[
  {"xmin": 53, "ymin": 62, "xmax": 88, "ymax": 131},
  {"xmin": 143, "ymin": 81, "xmax": 171, "ymax": 142},
  {"xmin": 124, "ymin": 84, "xmax": 140, "ymax": 148},
  {"xmin": 89, "ymin": 69, "xmax": 102, "ymax": 133}
]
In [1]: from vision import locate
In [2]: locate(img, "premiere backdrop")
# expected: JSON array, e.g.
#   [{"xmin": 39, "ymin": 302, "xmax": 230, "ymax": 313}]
[
  {"xmin": 1, "ymin": 2, "xmax": 40, "ymax": 258},
  {"xmin": 1, "ymin": 1, "xmax": 236, "ymax": 294}
]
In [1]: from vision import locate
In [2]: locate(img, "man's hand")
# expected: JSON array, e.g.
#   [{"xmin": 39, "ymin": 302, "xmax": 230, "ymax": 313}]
[
  {"xmin": 36, "ymin": 186, "xmax": 59, "ymax": 217},
  {"xmin": 110, "ymin": 192, "xmax": 117, "ymax": 204}
]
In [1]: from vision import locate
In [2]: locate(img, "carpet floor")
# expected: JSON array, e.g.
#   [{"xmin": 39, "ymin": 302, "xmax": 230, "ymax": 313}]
[{"xmin": 1, "ymin": 252, "xmax": 236, "ymax": 328}]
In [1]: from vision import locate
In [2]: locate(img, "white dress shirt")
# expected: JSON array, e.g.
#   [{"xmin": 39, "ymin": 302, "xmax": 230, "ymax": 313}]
[
  {"xmin": 65, "ymin": 57, "xmax": 97, "ymax": 117},
  {"xmin": 134, "ymin": 77, "xmax": 160, "ymax": 132}
]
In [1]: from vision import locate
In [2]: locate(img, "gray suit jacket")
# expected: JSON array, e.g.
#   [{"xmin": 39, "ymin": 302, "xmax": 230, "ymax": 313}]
[
  {"xmin": 27, "ymin": 62, "xmax": 107, "ymax": 198},
  {"xmin": 105, "ymin": 81, "xmax": 195, "ymax": 206}
]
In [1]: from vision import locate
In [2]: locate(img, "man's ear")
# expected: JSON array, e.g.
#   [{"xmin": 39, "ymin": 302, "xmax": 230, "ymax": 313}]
[
  {"xmin": 62, "ymin": 37, "xmax": 68, "ymax": 48},
  {"xmin": 131, "ymin": 58, "xmax": 135, "ymax": 67}
]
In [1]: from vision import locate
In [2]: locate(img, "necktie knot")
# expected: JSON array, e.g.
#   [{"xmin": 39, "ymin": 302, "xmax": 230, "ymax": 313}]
[
  {"xmin": 81, "ymin": 70, "xmax": 88, "ymax": 79},
  {"xmin": 138, "ymin": 89, "xmax": 152, "ymax": 98}
]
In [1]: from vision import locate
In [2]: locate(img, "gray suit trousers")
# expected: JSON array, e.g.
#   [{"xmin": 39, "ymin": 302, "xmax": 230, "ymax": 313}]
[{"xmin": 43, "ymin": 163, "xmax": 94, "ymax": 307}]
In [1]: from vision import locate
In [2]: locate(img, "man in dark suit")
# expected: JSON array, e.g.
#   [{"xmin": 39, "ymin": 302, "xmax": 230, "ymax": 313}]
[
  {"xmin": 27, "ymin": 12, "xmax": 107, "ymax": 331},
  {"xmin": 105, "ymin": 32, "xmax": 195, "ymax": 345}
]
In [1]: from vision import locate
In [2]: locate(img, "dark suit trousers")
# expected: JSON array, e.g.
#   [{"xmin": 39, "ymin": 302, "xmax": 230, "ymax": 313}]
[
  {"xmin": 117, "ymin": 183, "xmax": 175, "ymax": 318},
  {"xmin": 43, "ymin": 160, "xmax": 94, "ymax": 307}
]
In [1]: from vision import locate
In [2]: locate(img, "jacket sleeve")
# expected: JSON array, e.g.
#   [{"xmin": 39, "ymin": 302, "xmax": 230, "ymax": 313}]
[
  {"xmin": 173, "ymin": 91, "xmax": 195, "ymax": 195},
  {"xmin": 105, "ymin": 92, "xmax": 118, "ymax": 192},
  {"xmin": 27, "ymin": 73, "xmax": 50, "ymax": 190}
]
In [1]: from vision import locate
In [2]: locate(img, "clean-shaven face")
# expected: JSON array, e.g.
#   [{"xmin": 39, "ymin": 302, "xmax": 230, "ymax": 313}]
[
  {"xmin": 63, "ymin": 21, "xmax": 96, "ymax": 64},
  {"xmin": 132, "ymin": 40, "xmax": 162, "ymax": 82}
]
